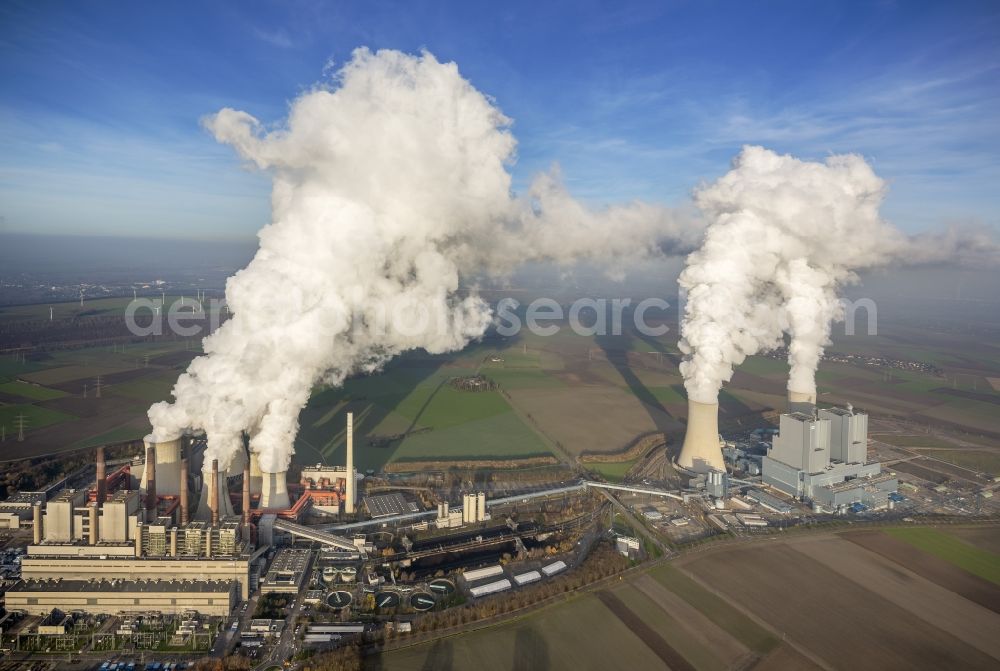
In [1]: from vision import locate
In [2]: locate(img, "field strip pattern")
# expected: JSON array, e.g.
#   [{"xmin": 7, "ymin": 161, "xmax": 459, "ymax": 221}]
[
  {"xmin": 795, "ymin": 535, "xmax": 1000, "ymax": 660},
  {"xmin": 595, "ymin": 589, "xmax": 695, "ymax": 671},
  {"xmin": 683, "ymin": 541, "xmax": 1000, "ymax": 670},
  {"xmin": 842, "ymin": 530, "xmax": 1000, "ymax": 614},
  {"xmin": 884, "ymin": 527, "xmax": 1000, "ymax": 585},
  {"xmin": 632, "ymin": 573, "xmax": 751, "ymax": 667}
]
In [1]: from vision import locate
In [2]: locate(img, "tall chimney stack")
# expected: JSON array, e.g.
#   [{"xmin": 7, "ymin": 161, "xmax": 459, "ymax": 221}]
[
  {"xmin": 95, "ymin": 446, "xmax": 107, "ymax": 508},
  {"xmin": 210, "ymin": 458, "xmax": 220, "ymax": 526},
  {"xmin": 345, "ymin": 412, "xmax": 355, "ymax": 514},
  {"xmin": 32, "ymin": 501, "xmax": 42, "ymax": 545},
  {"xmin": 179, "ymin": 451, "xmax": 190, "ymax": 526},
  {"xmin": 677, "ymin": 399, "xmax": 725, "ymax": 473},
  {"xmin": 788, "ymin": 389, "xmax": 817, "ymax": 416},
  {"xmin": 242, "ymin": 454, "xmax": 251, "ymax": 528},
  {"xmin": 88, "ymin": 503, "xmax": 98, "ymax": 545},
  {"xmin": 145, "ymin": 444, "xmax": 157, "ymax": 522}
]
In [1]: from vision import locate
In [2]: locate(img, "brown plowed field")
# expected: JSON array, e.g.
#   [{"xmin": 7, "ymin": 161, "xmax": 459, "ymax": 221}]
[
  {"xmin": 843, "ymin": 530, "xmax": 1000, "ymax": 614},
  {"xmin": 795, "ymin": 535, "xmax": 1000, "ymax": 659},
  {"xmin": 751, "ymin": 644, "xmax": 824, "ymax": 671},
  {"xmin": 683, "ymin": 541, "xmax": 999, "ymax": 670}
]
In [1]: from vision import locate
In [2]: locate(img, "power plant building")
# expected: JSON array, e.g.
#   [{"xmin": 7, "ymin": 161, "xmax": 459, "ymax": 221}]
[
  {"xmin": 7, "ymin": 578, "xmax": 238, "ymax": 616},
  {"xmin": 762, "ymin": 405, "xmax": 896, "ymax": 510}
]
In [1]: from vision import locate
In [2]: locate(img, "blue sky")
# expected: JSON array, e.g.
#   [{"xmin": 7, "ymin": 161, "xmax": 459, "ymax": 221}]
[{"xmin": 1, "ymin": 0, "xmax": 998, "ymax": 239}]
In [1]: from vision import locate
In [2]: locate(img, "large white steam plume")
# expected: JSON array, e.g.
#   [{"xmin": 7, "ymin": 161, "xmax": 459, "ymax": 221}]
[
  {"xmin": 148, "ymin": 48, "xmax": 695, "ymax": 473},
  {"xmin": 679, "ymin": 146, "xmax": 1000, "ymax": 404}
]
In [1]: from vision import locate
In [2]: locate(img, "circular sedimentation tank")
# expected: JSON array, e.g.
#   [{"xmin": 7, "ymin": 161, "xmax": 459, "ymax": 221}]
[
  {"xmin": 429, "ymin": 579, "xmax": 456, "ymax": 595},
  {"xmin": 374, "ymin": 592, "xmax": 401, "ymax": 609},
  {"xmin": 326, "ymin": 591, "xmax": 353, "ymax": 609},
  {"xmin": 409, "ymin": 592, "xmax": 435, "ymax": 611}
]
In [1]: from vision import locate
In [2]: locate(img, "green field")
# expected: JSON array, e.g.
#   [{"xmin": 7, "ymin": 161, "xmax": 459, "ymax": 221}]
[
  {"xmin": 293, "ymin": 361, "xmax": 554, "ymax": 470},
  {"xmin": 0, "ymin": 404, "xmax": 76, "ymax": 434},
  {"xmin": 872, "ymin": 434, "xmax": 953, "ymax": 448},
  {"xmin": 0, "ymin": 380, "xmax": 67, "ymax": 400},
  {"xmin": 651, "ymin": 565, "xmax": 778, "ymax": 655},
  {"xmin": 885, "ymin": 527, "xmax": 1000, "ymax": 585},
  {"xmin": 587, "ymin": 460, "xmax": 635, "ymax": 482}
]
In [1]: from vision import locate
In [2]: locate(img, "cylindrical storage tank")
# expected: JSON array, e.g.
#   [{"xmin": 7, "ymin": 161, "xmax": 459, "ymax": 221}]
[
  {"xmin": 678, "ymin": 400, "xmax": 725, "ymax": 472},
  {"xmin": 339, "ymin": 566, "xmax": 357, "ymax": 583},
  {"xmin": 260, "ymin": 470, "xmax": 290, "ymax": 509},
  {"xmin": 788, "ymin": 390, "xmax": 817, "ymax": 416},
  {"xmin": 140, "ymin": 435, "xmax": 183, "ymax": 496},
  {"xmin": 476, "ymin": 493, "xmax": 486, "ymax": 522},
  {"xmin": 322, "ymin": 567, "xmax": 338, "ymax": 584}
]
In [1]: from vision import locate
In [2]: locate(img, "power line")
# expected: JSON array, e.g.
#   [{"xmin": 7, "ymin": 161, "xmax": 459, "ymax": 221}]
[{"xmin": 15, "ymin": 413, "xmax": 27, "ymax": 442}]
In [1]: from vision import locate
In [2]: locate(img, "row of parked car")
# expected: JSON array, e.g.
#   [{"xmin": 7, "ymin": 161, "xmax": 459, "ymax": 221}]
[{"xmin": 98, "ymin": 662, "xmax": 189, "ymax": 671}]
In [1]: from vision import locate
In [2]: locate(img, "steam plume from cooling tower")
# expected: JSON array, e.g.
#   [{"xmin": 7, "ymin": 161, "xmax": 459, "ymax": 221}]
[
  {"xmin": 147, "ymin": 48, "xmax": 696, "ymax": 474},
  {"xmin": 679, "ymin": 145, "xmax": 1000, "ymax": 404}
]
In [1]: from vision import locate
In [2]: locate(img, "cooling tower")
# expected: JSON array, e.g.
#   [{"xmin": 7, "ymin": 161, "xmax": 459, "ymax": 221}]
[
  {"xmin": 677, "ymin": 400, "xmax": 725, "ymax": 472},
  {"xmin": 345, "ymin": 412, "xmax": 355, "ymax": 514},
  {"xmin": 788, "ymin": 389, "xmax": 817, "ymax": 416},
  {"xmin": 195, "ymin": 462, "xmax": 235, "ymax": 522},
  {"xmin": 248, "ymin": 452, "xmax": 263, "ymax": 495},
  {"xmin": 226, "ymin": 447, "xmax": 248, "ymax": 478},
  {"xmin": 140, "ymin": 435, "xmax": 183, "ymax": 496},
  {"xmin": 259, "ymin": 470, "xmax": 290, "ymax": 509}
]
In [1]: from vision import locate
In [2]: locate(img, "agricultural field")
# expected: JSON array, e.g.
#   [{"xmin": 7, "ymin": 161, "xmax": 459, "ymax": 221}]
[
  {"xmin": 2, "ymin": 297, "xmax": 998, "ymax": 469},
  {"xmin": 376, "ymin": 529, "xmax": 1000, "ymax": 670},
  {"xmin": 679, "ymin": 531, "xmax": 1000, "ymax": 670},
  {"xmin": 586, "ymin": 460, "xmax": 636, "ymax": 482},
  {"xmin": 377, "ymin": 592, "xmax": 677, "ymax": 671},
  {"xmin": 0, "ymin": 338, "xmax": 199, "ymax": 461},
  {"xmin": 884, "ymin": 527, "xmax": 1000, "ymax": 585}
]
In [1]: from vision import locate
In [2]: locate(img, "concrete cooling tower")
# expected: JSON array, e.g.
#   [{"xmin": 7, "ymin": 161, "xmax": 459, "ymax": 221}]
[
  {"xmin": 248, "ymin": 452, "xmax": 263, "ymax": 495},
  {"xmin": 677, "ymin": 400, "xmax": 725, "ymax": 472},
  {"xmin": 788, "ymin": 390, "xmax": 817, "ymax": 416},
  {"xmin": 226, "ymin": 448, "xmax": 248, "ymax": 478},
  {"xmin": 195, "ymin": 462, "xmax": 235, "ymax": 522},
  {"xmin": 140, "ymin": 435, "xmax": 183, "ymax": 496},
  {"xmin": 259, "ymin": 470, "xmax": 290, "ymax": 509}
]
